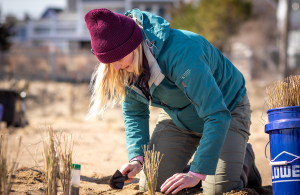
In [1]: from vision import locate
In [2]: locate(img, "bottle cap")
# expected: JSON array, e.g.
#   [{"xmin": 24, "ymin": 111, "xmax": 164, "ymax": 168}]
[{"xmin": 71, "ymin": 163, "xmax": 81, "ymax": 170}]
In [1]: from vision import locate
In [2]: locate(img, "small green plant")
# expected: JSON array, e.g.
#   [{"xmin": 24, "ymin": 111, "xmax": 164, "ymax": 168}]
[
  {"xmin": 143, "ymin": 145, "xmax": 163, "ymax": 195},
  {"xmin": 0, "ymin": 135, "xmax": 22, "ymax": 195}
]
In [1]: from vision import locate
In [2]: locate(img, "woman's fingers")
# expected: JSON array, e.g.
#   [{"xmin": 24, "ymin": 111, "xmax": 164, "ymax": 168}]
[
  {"xmin": 127, "ymin": 170, "xmax": 138, "ymax": 178},
  {"xmin": 171, "ymin": 184, "xmax": 186, "ymax": 194},
  {"xmin": 160, "ymin": 174, "xmax": 177, "ymax": 189},
  {"xmin": 165, "ymin": 179, "xmax": 184, "ymax": 194},
  {"xmin": 160, "ymin": 174, "xmax": 181, "ymax": 193},
  {"xmin": 127, "ymin": 163, "xmax": 142, "ymax": 178},
  {"xmin": 124, "ymin": 178, "xmax": 133, "ymax": 183},
  {"xmin": 120, "ymin": 164, "xmax": 131, "ymax": 175},
  {"xmin": 160, "ymin": 173, "xmax": 202, "ymax": 194},
  {"xmin": 120, "ymin": 161, "xmax": 142, "ymax": 179}
]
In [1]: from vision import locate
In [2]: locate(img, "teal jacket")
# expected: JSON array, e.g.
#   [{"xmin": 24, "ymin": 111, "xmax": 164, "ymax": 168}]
[{"xmin": 122, "ymin": 9, "xmax": 246, "ymax": 175}]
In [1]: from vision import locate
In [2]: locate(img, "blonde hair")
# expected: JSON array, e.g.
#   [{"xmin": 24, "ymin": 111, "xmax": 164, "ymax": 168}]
[{"xmin": 86, "ymin": 44, "xmax": 143, "ymax": 119}]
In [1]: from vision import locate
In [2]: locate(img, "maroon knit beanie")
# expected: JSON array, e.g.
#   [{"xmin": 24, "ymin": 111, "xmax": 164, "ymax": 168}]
[{"xmin": 84, "ymin": 8, "xmax": 143, "ymax": 64}]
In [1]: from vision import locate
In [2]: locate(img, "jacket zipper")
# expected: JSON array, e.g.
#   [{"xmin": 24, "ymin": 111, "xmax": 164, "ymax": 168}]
[
  {"xmin": 130, "ymin": 85, "xmax": 171, "ymax": 109},
  {"xmin": 131, "ymin": 85, "xmax": 151, "ymax": 105}
]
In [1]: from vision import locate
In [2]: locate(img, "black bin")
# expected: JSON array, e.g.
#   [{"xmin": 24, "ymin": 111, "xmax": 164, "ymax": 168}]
[{"xmin": 0, "ymin": 89, "xmax": 27, "ymax": 127}]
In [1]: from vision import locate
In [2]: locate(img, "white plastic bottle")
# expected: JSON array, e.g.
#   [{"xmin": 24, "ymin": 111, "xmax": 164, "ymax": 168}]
[{"xmin": 71, "ymin": 164, "xmax": 81, "ymax": 195}]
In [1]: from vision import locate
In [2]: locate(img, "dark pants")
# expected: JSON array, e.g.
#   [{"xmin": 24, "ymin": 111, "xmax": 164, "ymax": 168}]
[{"xmin": 139, "ymin": 94, "xmax": 251, "ymax": 195}]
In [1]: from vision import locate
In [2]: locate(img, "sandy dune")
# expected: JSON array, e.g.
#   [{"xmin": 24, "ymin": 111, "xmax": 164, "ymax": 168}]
[{"xmin": 0, "ymin": 80, "xmax": 273, "ymax": 194}]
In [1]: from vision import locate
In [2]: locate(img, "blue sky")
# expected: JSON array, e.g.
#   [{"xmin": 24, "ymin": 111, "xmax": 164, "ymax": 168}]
[{"xmin": 0, "ymin": 0, "xmax": 66, "ymax": 20}]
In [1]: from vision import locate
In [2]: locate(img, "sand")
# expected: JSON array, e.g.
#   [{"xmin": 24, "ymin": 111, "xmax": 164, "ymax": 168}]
[
  {"xmin": 0, "ymin": 80, "xmax": 273, "ymax": 194},
  {"xmin": 8, "ymin": 167, "xmax": 272, "ymax": 195}
]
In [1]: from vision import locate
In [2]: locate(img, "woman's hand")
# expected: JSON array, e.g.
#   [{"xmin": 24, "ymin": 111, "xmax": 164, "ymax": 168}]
[
  {"xmin": 119, "ymin": 161, "xmax": 143, "ymax": 183},
  {"xmin": 160, "ymin": 173, "xmax": 201, "ymax": 194}
]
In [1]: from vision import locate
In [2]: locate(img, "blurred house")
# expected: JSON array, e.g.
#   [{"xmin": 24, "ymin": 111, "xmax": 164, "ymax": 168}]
[
  {"xmin": 227, "ymin": 0, "xmax": 300, "ymax": 80},
  {"xmin": 1, "ymin": 0, "xmax": 178, "ymax": 81},
  {"xmin": 12, "ymin": 0, "xmax": 179, "ymax": 53},
  {"xmin": 7, "ymin": 0, "xmax": 299, "ymax": 82},
  {"xmin": 287, "ymin": 1, "xmax": 300, "ymax": 69}
]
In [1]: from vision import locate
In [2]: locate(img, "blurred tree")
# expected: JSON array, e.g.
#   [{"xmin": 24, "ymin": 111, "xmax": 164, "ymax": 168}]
[
  {"xmin": 0, "ymin": 15, "xmax": 17, "ymax": 51},
  {"xmin": 24, "ymin": 13, "xmax": 31, "ymax": 22},
  {"xmin": 171, "ymin": 0, "xmax": 251, "ymax": 51}
]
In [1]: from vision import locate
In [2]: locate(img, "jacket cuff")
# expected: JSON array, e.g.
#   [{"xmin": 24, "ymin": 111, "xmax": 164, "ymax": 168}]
[
  {"xmin": 188, "ymin": 171, "xmax": 206, "ymax": 181},
  {"xmin": 190, "ymin": 160, "xmax": 218, "ymax": 175},
  {"xmin": 130, "ymin": 156, "xmax": 144, "ymax": 164}
]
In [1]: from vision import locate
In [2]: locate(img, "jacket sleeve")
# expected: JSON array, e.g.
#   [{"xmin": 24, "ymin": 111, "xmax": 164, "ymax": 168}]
[
  {"xmin": 122, "ymin": 91, "xmax": 150, "ymax": 162},
  {"xmin": 165, "ymin": 40, "xmax": 231, "ymax": 175}
]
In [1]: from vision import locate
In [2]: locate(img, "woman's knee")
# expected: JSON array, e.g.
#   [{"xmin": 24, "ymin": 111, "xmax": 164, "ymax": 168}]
[{"xmin": 202, "ymin": 178, "xmax": 244, "ymax": 195}]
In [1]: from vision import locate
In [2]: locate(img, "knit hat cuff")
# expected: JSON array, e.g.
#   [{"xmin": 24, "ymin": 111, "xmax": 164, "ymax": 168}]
[{"xmin": 93, "ymin": 23, "xmax": 143, "ymax": 64}]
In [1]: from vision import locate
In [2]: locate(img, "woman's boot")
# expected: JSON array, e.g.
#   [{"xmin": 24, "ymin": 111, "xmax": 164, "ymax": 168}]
[{"xmin": 241, "ymin": 143, "xmax": 262, "ymax": 188}]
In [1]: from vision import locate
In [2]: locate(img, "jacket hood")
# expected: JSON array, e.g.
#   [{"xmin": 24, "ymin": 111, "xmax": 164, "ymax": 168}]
[{"xmin": 125, "ymin": 9, "xmax": 170, "ymax": 59}]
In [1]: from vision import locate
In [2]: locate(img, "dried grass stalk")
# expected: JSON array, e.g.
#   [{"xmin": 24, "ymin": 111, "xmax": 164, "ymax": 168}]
[
  {"xmin": 42, "ymin": 126, "xmax": 58, "ymax": 195},
  {"xmin": 143, "ymin": 145, "xmax": 163, "ymax": 195},
  {"xmin": 266, "ymin": 75, "xmax": 300, "ymax": 109},
  {"xmin": 55, "ymin": 132, "xmax": 75, "ymax": 195},
  {"xmin": 0, "ymin": 135, "xmax": 22, "ymax": 195},
  {"xmin": 41, "ymin": 125, "xmax": 81, "ymax": 195}
]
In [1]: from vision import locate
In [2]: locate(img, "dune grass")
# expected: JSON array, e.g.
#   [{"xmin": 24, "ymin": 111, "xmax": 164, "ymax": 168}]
[
  {"xmin": 41, "ymin": 125, "xmax": 81, "ymax": 195},
  {"xmin": 55, "ymin": 132, "xmax": 76, "ymax": 195},
  {"xmin": 143, "ymin": 145, "xmax": 163, "ymax": 195},
  {"xmin": 266, "ymin": 75, "xmax": 300, "ymax": 109},
  {"xmin": 0, "ymin": 135, "xmax": 22, "ymax": 195},
  {"xmin": 42, "ymin": 126, "xmax": 58, "ymax": 195}
]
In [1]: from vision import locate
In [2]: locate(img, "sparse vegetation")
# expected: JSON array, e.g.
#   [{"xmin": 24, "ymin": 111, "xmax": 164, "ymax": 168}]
[
  {"xmin": 143, "ymin": 145, "xmax": 163, "ymax": 195},
  {"xmin": 55, "ymin": 132, "xmax": 76, "ymax": 195},
  {"xmin": 41, "ymin": 125, "xmax": 81, "ymax": 195},
  {"xmin": 266, "ymin": 75, "xmax": 300, "ymax": 109},
  {"xmin": 171, "ymin": 0, "xmax": 251, "ymax": 51},
  {"xmin": 0, "ymin": 135, "xmax": 22, "ymax": 195},
  {"xmin": 42, "ymin": 126, "xmax": 58, "ymax": 195}
]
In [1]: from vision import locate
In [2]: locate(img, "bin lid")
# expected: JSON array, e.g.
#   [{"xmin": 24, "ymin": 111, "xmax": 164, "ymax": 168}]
[{"xmin": 265, "ymin": 119, "xmax": 300, "ymax": 133}]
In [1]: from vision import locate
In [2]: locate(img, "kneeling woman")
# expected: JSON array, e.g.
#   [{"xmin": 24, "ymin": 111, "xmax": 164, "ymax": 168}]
[{"xmin": 84, "ymin": 8, "xmax": 261, "ymax": 195}]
